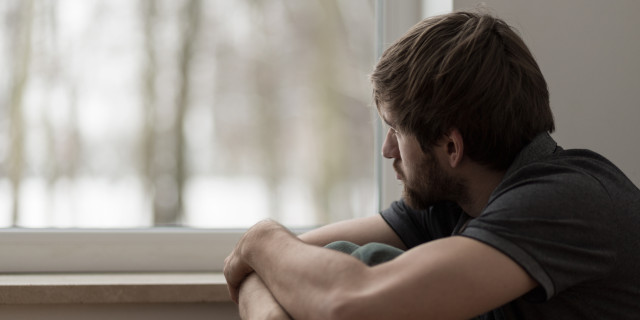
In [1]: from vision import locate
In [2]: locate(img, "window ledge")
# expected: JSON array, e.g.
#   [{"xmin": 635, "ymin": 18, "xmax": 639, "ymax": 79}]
[{"xmin": 0, "ymin": 273, "xmax": 231, "ymax": 305}]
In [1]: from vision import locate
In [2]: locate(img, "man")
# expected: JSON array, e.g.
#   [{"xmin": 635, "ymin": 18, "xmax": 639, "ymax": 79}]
[{"xmin": 224, "ymin": 11, "xmax": 640, "ymax": 319}]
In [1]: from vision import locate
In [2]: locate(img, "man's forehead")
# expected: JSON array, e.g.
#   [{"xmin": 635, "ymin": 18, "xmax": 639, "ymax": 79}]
[{"xmin": 377, "ymin": 103, "xmax": 396, "ymax": 126}]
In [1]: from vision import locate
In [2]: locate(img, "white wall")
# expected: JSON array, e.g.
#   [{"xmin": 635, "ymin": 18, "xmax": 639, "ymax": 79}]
[{"xmin": 453, "ymin": 0, "xmax": 640, "ymax": 186}]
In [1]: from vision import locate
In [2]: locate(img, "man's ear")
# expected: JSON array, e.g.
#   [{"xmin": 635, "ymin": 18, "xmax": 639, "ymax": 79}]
[{"xmin": 444, "ymin": 128, "xmax": 464, "ymax": 168}]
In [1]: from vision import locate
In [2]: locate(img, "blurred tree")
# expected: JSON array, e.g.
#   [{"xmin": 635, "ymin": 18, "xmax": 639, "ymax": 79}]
[
  {"xmin": 157, "ymin": 0, "xmax": 202, "ymax": 225},
  {"xmin": 7, "ymin": 0, "xmax": 33, "ymax": 226},
  {"xmin": 40, "ymin": 0, "xmax": 60, "ymax": 226},
  {"xmin": 249, "ymin": 0, "xmax": 285, "ymax": 221},
  {"xmin": 39, "ymin": 1, "xmax": 81, "ymax": 226},
  {"xmin": 313, "ymin": 0, "xmax": 350, "ymax": 224},
  {"xmin": 140, "ymin": 0, "xmax": 159, "ymax": 224}
]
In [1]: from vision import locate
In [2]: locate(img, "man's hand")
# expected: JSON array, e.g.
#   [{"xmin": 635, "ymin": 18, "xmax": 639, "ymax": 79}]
[
  {"xmin": 223, "ymin": 250, "xmax": 253, "ymax": 303},
  {"xmin": 239, "ymin": 273, "xmax": 292, "ymax": 320},
  {"xmin": 224, "ymin": 220, "xmax": 288, "ymax": 303}
]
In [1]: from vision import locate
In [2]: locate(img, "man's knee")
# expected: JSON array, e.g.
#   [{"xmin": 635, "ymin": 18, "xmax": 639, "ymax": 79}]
[
  {"xmin": 325, "ymin": 240, "xmax": 361, "ymax": 254},
  {"xmin": 325, "ymin": 241, "xmax": 404, "ymax": 266},
  {"xmin": 351, "ymin": 242, "xmax": 404, "ymax": 266}
]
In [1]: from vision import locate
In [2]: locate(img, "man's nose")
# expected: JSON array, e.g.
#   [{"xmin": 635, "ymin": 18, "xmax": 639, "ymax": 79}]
[{"xmin": 381, "ymin": 128, "xmax": 399, "ymax": 159}]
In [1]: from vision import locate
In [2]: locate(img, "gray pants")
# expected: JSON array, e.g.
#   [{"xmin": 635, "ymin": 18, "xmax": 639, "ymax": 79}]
[{"xmin": 325, "ymin": 241, "xmax": 404, "ymax": 266}]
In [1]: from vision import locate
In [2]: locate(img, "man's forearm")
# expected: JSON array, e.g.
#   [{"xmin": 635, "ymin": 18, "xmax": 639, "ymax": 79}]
[
  {"xmin": 229, "ymin": 216, "xmax": 403, "ymax": 319},
  {"xmin": 299, "ymin": 215, "xmax": 406, "ymax": 249},
  {"xmin": 242, "ymin": 221, "xmax": 369, "ymax": 320},
  {"xmin": 236, "ymin": 223, "xmax": 350, "ymax": 319}
]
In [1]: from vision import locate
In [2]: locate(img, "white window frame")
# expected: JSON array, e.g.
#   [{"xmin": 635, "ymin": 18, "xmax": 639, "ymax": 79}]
[
  {"xmin": 0, "ymin": 0, "xmax": 430, "ymax": 274},
  {"xmin": 0, "ymin": 228, "xmax": 242, "ymax": 272}
]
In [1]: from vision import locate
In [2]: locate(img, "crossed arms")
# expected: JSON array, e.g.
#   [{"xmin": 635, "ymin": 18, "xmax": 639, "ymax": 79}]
[{"xmin": 224, "ymin": 215, "xmax": 537, "ymax": 320}]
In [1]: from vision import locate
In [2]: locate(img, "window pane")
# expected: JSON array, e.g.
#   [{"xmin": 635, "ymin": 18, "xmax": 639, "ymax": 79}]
[{"xmin": 0, "ymin": 0, "xmax": 376, "ymax": 228}]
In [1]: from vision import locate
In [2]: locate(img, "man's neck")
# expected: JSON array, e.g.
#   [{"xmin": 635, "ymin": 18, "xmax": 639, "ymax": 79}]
[{"xmin": 457, "ymin": 166, "xmax": 505, "ymax": 217}]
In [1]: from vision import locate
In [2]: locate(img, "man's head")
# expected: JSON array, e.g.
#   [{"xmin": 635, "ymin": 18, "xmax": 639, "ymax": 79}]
[
  {"xmin": 371, "ymin": 11, "xmax": 554, "ymax": 171},
  {"xmin": 380, "ymin": 105, "xmax": 469, "ymax": 210}
]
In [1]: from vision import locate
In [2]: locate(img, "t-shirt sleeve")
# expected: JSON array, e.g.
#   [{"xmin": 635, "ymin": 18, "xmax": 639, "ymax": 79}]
[
  {"xmin": 380, "ymin": 200, "xmax": 462, "ymax": 249},
  {"xmin": 460, "ymin": 163, "xmax": 617, "ymax": 301}
]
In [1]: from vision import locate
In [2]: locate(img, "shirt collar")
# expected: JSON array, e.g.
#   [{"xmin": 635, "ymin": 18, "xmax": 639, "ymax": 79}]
[{"xmin": 503, "ymin": 132, "xmax": 559, "ymax": 180}]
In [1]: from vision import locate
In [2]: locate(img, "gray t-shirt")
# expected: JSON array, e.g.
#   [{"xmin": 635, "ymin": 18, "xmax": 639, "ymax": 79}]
[{"xmin": 380, "ymin": 133, "xmax": 640, "ymax": 319}]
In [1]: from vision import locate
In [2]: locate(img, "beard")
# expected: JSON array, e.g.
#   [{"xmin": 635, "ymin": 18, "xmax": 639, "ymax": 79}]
[{"xmin": 395, "ymin": 150, "xmax": 468, "ymax": 211}]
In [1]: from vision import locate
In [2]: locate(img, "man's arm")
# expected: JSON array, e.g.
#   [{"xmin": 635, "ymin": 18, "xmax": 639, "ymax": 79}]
[
  {"xmin": 298, "ymin": 214, "xmax": 406, "ymax": 249},
  {"xmin": 238, "ymin": 273, "xmax": 292, "ymax": 320},
  {"xmin": 225, "ymin": 220, "xmax": 537, "ymax": 320},
  {"xmin": 236, "ymin": 214, "xmax": 404, "ymax": 319}
]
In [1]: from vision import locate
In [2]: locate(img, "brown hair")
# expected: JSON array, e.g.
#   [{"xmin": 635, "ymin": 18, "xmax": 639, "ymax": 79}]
[{"xmin": 371, "ymin": 11, "xmax": 554, "ymax": 170}]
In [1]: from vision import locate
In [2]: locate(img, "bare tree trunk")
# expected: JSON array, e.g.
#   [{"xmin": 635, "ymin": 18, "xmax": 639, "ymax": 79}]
[
  {"xmin": 65, "ymin": 86, "xmax": 81, "ymax": 225},
  {"xmin": 155, "ymin": 0, "xmax": 201, "ymax": 225},
  {"xmin": 8, "ymin": 0, "xmax": 34, "ymax": 226},
  {"xmin": 40, "ymin": 0, "xmax": 72, "ymax": 226},
  {"xmin": 313, "ymin": 0, "xmax": 349, "ymax": 224},
  {"xmin": 140, "ymin": 0, "xmax": 159, "ymax": 225},
  {"xmin": 249, "ymin": 1, "xmax": 284, "ymax": 221},
  {"xmin": 253, "ymin": 58, "xmax": 283, "ymax": 221}
]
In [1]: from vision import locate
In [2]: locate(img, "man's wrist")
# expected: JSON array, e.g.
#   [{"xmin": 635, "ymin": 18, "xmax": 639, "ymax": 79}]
[{"xmin": 242, "ymin": 220, "xmax": 292, "ymax": 266}]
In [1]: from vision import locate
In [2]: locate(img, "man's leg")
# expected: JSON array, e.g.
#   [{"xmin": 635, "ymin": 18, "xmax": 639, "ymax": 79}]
[{"xmin": 325, "ymin": 241, "xmax": 404, "ymax": 266}]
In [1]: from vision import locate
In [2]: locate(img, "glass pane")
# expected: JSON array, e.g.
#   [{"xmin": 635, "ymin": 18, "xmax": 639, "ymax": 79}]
[{"xmin": 0, "ymin": 0, "xmax": 376, "ymax": 228}]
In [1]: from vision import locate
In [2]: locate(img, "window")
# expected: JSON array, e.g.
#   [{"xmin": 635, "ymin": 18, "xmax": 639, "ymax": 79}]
[
  {"xmin": 0, "ymin": 0, "xmax": 431, "ymax": 273},
  {"xmin": 1, "ymin": 0, "xmax": 377, "ymax": 229}
]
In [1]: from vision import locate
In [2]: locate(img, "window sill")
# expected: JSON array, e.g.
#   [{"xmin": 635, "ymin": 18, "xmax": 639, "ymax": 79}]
[{"xmin": 0, "ymin": 273, "xmax": 231, "ymax": 305}]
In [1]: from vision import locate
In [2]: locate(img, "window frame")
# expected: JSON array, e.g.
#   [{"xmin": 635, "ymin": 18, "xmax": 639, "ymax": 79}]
[
  {"xmin": 0, "ymin": 228, "xmax": 242, "ymax": 273},
  {"xmin": 0, "ymin": 0, "xmax": 427, "ymax": 274}
]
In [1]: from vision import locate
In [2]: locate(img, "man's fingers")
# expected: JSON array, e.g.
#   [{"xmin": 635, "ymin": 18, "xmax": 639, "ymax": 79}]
[
  {"xmin": 228, "ymin": 284, "xmax": 239, "ymax": 304},
  {"xmin": 224, "ymin": 253, "xmax": 252, "ymax": 304},
  {"xmin": 224, "ymin": 270, "xmax": 241, "ymax": 303}
]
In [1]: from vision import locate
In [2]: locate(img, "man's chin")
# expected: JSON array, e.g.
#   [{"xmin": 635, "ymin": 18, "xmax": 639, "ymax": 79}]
[{"xmin": 402, "ymin": 187, "xmax": 435, "ymax": 211}]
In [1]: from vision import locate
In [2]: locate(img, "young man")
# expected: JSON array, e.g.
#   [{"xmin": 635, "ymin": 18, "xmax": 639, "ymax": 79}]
[{"xmin": 224, "ymin": 11, "xmax": 640, "ymax": 319}]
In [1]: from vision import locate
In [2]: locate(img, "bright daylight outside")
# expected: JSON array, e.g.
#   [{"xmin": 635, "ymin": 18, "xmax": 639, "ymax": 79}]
[{"xmin": 0, "ymin": 0, "xmax": 376, "ymax": 228}]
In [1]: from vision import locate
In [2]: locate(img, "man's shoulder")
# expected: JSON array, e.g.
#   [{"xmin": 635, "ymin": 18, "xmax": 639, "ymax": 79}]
[
  {"xmin": 484, "ymin": 145, "xmax": 640, "ymax": 229},
  {"xmin": 485, "ymin": 147, "xmax": 635, "ymax": 219},
  {"xmin": 503, "ymin": 147, "xmax": 630, "ymax": 191},
  {"xmin": 502, "ymin": 133, "xmax": 629, "ymax": 189}
]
